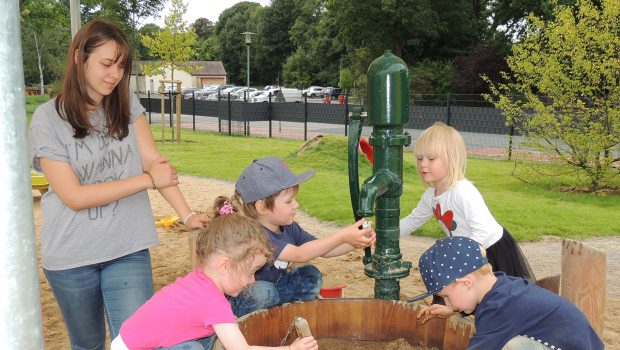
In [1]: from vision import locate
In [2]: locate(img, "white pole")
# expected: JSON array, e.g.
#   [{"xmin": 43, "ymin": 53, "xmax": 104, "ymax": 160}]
[
  {"xmin": 70, "ymin": 0, "xmax": 81, "ymax": 37},
  {"xmin": 0, "ymin": 0, "xmax": 44, "ymax": 348}
]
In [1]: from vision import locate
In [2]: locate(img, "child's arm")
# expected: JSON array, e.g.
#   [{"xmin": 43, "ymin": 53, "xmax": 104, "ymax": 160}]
[
  {"xmin": 416, "ymin": 304, "xmax": 460, "ymax": 324},
  {"xmin": 400, "ymin": 191, "xmax": 434, "ymax": 237},
  {"xmin": 214, "ymin": 323, "xmax": 318, "ymax": 350},
  {"xmin": 279, "ymin": 218, "xmax": 374, "ymax": 262}
]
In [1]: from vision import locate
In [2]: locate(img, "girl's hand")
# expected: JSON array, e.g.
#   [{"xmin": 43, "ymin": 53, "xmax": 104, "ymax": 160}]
[
  {"xmin": 146, "ymin": 156, "xmax": 178, "ymax": 189},
  {"xmin": 185, "ymin": 212, "xmax": 209, "ymax": 229},
  {"xmin": 290, "ymin": 336, "xmax": 318, "ymax": 350},
  {"xmin": 416, "ymin": 304, "xmax": 459, "ymax": 324},
  {"xmin": 340, "ymin": 218, "xmax": 375, "ymax": 249}
]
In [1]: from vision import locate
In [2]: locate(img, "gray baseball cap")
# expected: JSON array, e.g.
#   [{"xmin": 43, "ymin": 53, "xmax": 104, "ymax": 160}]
[{"xmin": 235, "ymin": 157, "xmax": 315, "ymax": 203}]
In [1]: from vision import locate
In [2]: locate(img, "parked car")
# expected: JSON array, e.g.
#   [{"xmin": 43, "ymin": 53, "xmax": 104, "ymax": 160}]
[
  {"xmin": 302, "ymin": 86, "xmax": 324, "ymax": 97},
  {"xmin": 277, "ymin": 88, "xmax": 304, "ymax": 102},
  {"xmin": 249, "ymin": 89, "xmax": 279, "ymax": 103},
  {"xmin": 231, "ymin": 87, "xmax": 257, "ymax": 100},
  {"xmin": 321, "ymin": 87, "xmax": 343, "ymax": 99},
  {"xmin": 181, "ymin": 88, "xmax": 200, "ymax": 99}
]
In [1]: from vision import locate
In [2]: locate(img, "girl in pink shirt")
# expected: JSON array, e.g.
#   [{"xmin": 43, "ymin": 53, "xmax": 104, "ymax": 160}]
[{"xmin": 112, "ymin": 197, "xmax": 317, "ymax": 350}]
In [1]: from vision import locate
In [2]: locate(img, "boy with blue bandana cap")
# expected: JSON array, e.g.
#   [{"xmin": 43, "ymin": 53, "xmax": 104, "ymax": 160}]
[{"xmin": 413, "ymin": 236, "xmax": 603, "ymax": 350}]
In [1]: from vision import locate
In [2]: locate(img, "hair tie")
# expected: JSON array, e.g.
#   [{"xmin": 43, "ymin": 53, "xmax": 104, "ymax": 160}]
[{"xmin": 219, "ymin": 201, "xmax": 234, "ymax": 215}]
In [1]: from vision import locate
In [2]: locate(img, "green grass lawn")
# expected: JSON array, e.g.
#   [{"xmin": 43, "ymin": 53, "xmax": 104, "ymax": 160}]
[{"xmin": 152, "ymin": 126, "xmax": 619, "ymax": 241}]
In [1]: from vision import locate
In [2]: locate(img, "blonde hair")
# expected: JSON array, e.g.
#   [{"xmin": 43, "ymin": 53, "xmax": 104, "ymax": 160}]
[
  {"xmin": 232, "ymin": 186, "xmax": 300, "ymax": 220},
  {"xmin": 414, "ymin": 122, "xmax": 466, "ymax": 188},
  {"xmin": 471, "ymin": 243, "xmax": 493, "ymax": 277},
  {"xmin": 195, "ymin": 196, "xmax": 272, "ymax": 270}
]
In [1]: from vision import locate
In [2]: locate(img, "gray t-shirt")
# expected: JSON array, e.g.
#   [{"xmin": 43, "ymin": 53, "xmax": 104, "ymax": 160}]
[{"xmin": 30, "ymin": 95, "xmax": 159, "ymax": 270}]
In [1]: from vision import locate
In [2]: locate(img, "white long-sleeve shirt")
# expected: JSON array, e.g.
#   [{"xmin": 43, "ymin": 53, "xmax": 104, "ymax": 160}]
[{"xmin": 399, "ymin": 180, "xmax": 502, "ymax": 248}]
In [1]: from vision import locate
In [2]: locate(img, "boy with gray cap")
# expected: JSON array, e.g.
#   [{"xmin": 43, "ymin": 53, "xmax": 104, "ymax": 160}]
[
  {"xmin": 230, "ymin": 157, "xmax": 375, "ymax": 317},
  {"xmin": 413, "ymin": 236, "xmax": 603, "ymax": 349}
]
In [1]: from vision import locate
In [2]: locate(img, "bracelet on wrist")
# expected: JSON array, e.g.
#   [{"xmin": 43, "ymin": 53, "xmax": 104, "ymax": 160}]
[
  {"xmin": 143, "ymin": 171, "xmax": 156, "ymax": 190},
  {"xmin": 183, "ymin": 211, "xmax": 196, "ymax": 226}
]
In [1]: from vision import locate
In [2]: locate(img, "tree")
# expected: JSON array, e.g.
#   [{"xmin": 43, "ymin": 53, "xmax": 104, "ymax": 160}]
[
  {"xmin": 485, "ymin": 0, "xmax": 620, "ymax": 191},
  {"xmin": 253, "ymin": 0, "xmax": 303, "ymax": 85},
  {"xmin": 453, "ymin": 43, "xmax": 509, "ymax": 94},
  {"xmin": 20, "ymin": 0, "xmax": 70, "ymax": 93},
  {"xmin": 81, "ymin": 0, "xmax": 166, "ymax": 59},
  {"xmin": 214, "ymin": 2, "xmax": 263, "ymax": 85},
  {"xmin": 191, "ymin": 18, "xmax": 215, "ymax": 39},
  {"xmin": 136, "ymin": 23, "xmax": 161, "ymax": 60},
  {"xmin": 190, "ymin": 18, "xmax": 220, "ymax": 61},
  {"xmin": 141, "ymin": 0, "xmax": 197, "ymax": 85},
  {"xmin": 327, "ymin": 0, "xmax": 439, "ymax": 59}
]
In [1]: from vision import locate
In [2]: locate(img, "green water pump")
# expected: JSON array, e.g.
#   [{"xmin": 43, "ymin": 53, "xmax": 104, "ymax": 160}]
[{"xmin": 348, "ymin": 51, "xmax": 412, "ymax": 300}]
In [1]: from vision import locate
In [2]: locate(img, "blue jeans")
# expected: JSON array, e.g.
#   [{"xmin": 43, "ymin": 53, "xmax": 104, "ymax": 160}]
[
  {"xmin": 157, "ymin": 335, "xmax": 216, "ymax": 350},
  {"xmin": 230, "ymin": 265, "xmax": 322, "ymax": 317},
  {"xmin": 502, "ymin": 336, "xmax": 553, "ymax": 350},
  {"xmin": 44, "ymin": 249, "xmax": 153, "ymax": 350}
]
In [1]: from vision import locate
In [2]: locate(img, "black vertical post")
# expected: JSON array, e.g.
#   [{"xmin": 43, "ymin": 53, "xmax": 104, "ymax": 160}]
[
  {"xmin": 508, "ymin": 125, "xmax": 514, "ymax": 160},
  {"xmin": 344, "ymin": 92, "xmax": 349, "ymax": 136},
  {"xmin": 169, "ymin": 93, "xmax": 173, "ymax": 128},
  {"xmin": 446, "ymin": 92, "xmax": 452, "ymax": 126},
  {"xmin": 268, "ymin": 93, "xmax": 272, "ymax": 138},
  {"xmin": 191, "ymin": 91, "xmax": 196, "ymax": 131},
  {"xmin": 147, "ymin": 90, "xmax": 152, "ymax": 124},
  {"xmin": 227, "ymin": 92, "xmax": 232, "ymax": 135},
  {"xmin": 303, "ymin": 92, "xmax": 308, "ymax": 141}
]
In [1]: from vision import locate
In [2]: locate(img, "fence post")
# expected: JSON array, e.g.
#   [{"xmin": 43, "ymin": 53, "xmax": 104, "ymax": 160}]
[
  {"xmin": 227, "ymin": 92, "xmax": 232, "ymax": 136},
  {"xmin": 446, "ymin": 92, "xmax": 452, "ymax": 126},
  {"xmin": 344, "ymin": 92, "xmax": 349, "ymax": 136},
  {"xmin": 268, "ymin": 92, "xmax": 272, "ymax": 138},
  {"xmin": 191, "ymin": 91, "xmax": 196, "ymax": 131},
  {"xmin": 147, "ymin": 90, "xmax": 152, "ymax": 124},
  {"xmin": 304, "ymin": 92, "xmax": 308, "ymax": 141}
]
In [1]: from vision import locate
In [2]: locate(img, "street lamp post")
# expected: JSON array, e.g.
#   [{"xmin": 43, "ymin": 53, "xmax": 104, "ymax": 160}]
[
  {"xmin": 241, "ymin": 32, "xmax": 255, "ymax": 136},
  {"xmin": 242, "ymin": 32, "xmax": 255, "ymax": 98}
]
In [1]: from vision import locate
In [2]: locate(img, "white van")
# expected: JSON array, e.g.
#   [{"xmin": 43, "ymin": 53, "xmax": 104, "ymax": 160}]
[{"xmin": 275, "ymin": 88, "xmax": 303, "ymax": 103}]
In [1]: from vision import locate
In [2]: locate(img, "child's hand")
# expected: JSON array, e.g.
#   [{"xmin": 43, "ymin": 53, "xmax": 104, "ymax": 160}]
[
  {"xmin": 340, "ymin": 218, "xmax": 375, "ymax": 249},
  {"xmin": 185, "ymin": 212, "xmax": 209, "ymax": 229},
  {"xmin": 416, "ymin": 304, "xmax": 459, "ymax": 324},
  {"xmin": 290, "ymin": 336, "xmax": 318, "ymax": 350}
]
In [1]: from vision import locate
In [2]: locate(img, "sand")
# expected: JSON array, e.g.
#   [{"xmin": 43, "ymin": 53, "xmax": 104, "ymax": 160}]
[{"xmin": 33, "ymin": 175, "xmax": 620, "ymax": 349}]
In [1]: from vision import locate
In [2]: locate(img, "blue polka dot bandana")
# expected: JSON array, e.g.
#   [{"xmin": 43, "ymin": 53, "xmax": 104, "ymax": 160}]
[{"xmin": 412, "ymin": 236, "xmax": 488, "ymax": 301}]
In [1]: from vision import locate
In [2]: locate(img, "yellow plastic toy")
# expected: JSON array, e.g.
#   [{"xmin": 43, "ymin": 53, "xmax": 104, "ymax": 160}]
[
  {"xmin": 155, "ymin": 215, "xmax": 180, "ymax": 227},
  {"xmin": 31, "ymin": 170, "xmax": 49, "ymax": 195}
]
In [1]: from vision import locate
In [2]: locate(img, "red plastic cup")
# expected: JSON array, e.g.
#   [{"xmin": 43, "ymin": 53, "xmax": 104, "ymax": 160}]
[{"xmin": 319, "ymin": 284, "xmax": 347, "ymax": 298}]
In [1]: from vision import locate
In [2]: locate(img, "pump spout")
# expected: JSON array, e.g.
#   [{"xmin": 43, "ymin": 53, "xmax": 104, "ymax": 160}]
[{"xmin": 358, "ymin": 170, "xmax": 400, "ymax": 217}]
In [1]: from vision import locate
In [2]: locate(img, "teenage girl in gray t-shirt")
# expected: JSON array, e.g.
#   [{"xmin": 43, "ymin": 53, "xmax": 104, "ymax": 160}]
[{"xmin": 29, "ymin": 19, "xmax": 207, "ymax": 350}]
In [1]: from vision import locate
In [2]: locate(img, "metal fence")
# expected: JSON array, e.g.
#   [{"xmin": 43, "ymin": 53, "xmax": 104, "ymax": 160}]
[{"xmin": 141, "ymin": 92, "xmax": 524, "ymax": 160}]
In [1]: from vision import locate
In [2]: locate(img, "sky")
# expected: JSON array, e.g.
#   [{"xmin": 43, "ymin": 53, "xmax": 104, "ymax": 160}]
[{"xmin": 145, "ymin": 0, "xmax": 272, "ymax": 27}]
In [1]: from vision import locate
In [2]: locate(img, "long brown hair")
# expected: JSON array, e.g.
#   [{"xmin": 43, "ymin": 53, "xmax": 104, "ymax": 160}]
[{"xmin": 55, "ymin": 19, "xmax": 132, "ymax": 140}]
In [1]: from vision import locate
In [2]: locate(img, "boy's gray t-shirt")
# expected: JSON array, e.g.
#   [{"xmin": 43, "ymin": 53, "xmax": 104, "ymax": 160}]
[{"xmin": 30, "ymin": 95, "xmax": 159, "ymax": 270}]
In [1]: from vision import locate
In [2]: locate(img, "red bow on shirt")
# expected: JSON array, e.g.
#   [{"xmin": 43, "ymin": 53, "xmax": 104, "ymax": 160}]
[{"xmin": 434, "ymin": 203, "xmax": 456, "ymax": 233}]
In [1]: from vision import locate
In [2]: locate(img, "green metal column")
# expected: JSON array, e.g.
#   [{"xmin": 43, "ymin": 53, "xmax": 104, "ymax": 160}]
[{"xmin": 358, "ymin": 51, "xmax": 412, "ymax": 300}]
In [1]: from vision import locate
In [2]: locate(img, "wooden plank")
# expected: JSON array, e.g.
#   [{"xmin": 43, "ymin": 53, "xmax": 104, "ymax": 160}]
[
  {"xmin": 560, "ymin": 239, "xmax": 606, "ymax": 337},
  {"xmin": 535, "ymin": 274, "xmax": 560, "ymax": 294}
]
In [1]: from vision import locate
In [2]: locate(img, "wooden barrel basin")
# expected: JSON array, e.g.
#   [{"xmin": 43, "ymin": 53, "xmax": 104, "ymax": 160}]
[{"xmin": 236, "ymin": 299, "xmax": 475, "ymax": 349}]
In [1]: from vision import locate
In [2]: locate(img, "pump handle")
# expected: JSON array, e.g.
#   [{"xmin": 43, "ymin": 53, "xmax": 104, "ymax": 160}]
[{"xmin": 347, "ymin": 107, "xmax": 372, "ymax": 265}]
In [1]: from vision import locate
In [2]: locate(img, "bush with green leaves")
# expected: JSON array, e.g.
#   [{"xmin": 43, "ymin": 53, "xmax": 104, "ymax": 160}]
[{"xmin": 485, "ymin": 0, "xmax": 619, "ymax": 191}]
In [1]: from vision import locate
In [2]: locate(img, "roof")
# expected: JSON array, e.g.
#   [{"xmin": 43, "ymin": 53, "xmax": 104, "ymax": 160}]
[{"xmin": 133, "ymin": 61, "xmax": 227, "ymax": 77}]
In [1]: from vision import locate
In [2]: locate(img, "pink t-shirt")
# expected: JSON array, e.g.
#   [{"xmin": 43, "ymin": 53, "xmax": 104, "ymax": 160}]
[{"xmin": 119, "ymin": 269, "xmax": 236, "ymax": 349}]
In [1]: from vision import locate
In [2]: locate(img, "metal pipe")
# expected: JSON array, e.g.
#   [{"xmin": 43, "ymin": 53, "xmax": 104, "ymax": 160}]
[
  {"xmin": 0, "ymin": 0, "xmax": 44, "ymax": 347},
  {"xmin": 70, "ymin": 0, "xmax": 81, "ymax": 37}
]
